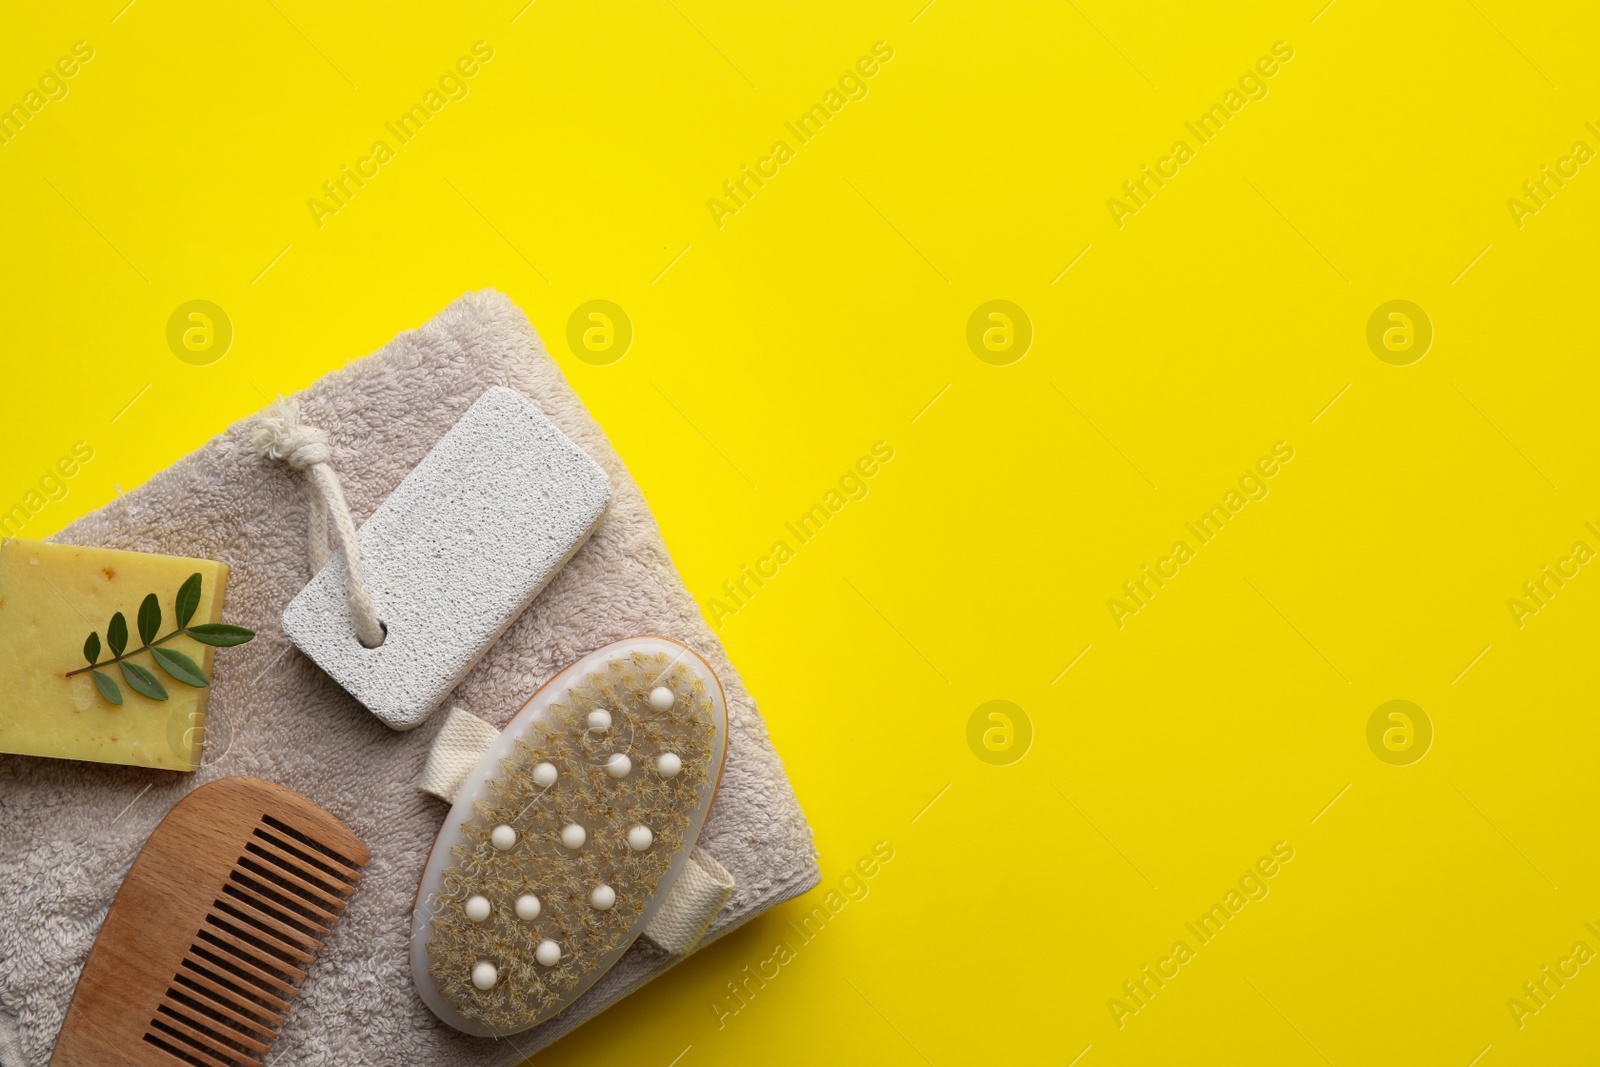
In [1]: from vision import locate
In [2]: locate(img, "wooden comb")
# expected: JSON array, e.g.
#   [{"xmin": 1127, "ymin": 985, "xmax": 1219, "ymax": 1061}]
[{"xmin": 51, "ymin": 776, "xmax": 369, "ymax": 1067}]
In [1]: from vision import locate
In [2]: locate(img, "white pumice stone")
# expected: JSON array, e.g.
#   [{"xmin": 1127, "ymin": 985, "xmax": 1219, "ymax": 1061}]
[
  {"xmin": 465, "ymin": 895, "xmax": 491, "ymax": 922},
  {"xmin": 605, "ymin": 753, "xmax": 631, "ymax": 778},
  {"xmin": 490, "ymin": 824, "xmax": 516, "ymax": 850},
  {"xmin": 532, "ymin": 762, "xmax": 558, "ymax": 788},
  {"xmin": 627, "ymin": 824, "xmax": 654, "ymax": 851},
  {"xmin": 587, "ymin": 709, "xmax": 612, "ymax": 730},
  {"xmin": 560, "ymin": 823, "xmax": 586, "ymax": 849},
  {"xmin": 648, "ymin": 686, "xmax": 675, "ymax": 711},
  {"xmin": 515, "ymin": 894, "xmax": 541, "ymax": 920},
  {"xmin": 535, "ymin": 940, "xmax": 561, "ymax": 967},
  {"xmin": 472, "ymin": 961, "xmax": 497, "ymax": 990},
  {"xmin": 280, "ymin": 387, "xmax": 613, "ymax": 731},
  {"xmin": 656, "ymin": 752, "xmax": 682, "ymax": 778},
  {"xmin": 589, "ymin": 884, "xmax": 616, "ymax": 910}
]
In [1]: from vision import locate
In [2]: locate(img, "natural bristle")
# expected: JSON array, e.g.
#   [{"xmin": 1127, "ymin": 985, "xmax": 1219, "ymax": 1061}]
[{"xmin": 427, "ymin": 651, "xmax": 716, "ymax": 1030}]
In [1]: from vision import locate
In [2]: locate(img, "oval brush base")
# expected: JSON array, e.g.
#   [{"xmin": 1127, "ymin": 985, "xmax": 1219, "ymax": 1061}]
[{"xmin": 410, "ymin": 636, "xmax": 728, "ymax": 1036}]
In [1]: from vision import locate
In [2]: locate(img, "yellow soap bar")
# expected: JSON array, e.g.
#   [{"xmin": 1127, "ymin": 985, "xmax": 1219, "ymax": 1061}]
[{"xmin": 0, "ymin": 539, "xmax": 231, "ymax": 771}]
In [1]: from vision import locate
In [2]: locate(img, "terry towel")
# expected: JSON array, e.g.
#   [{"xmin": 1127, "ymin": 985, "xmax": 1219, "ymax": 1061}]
[{"xmin": 0, "ymin": 290, "xmax": 820, "ymax": 1066}]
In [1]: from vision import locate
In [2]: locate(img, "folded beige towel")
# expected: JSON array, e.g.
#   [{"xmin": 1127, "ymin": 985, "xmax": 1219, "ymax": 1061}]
[{"xmin": 0, "ymin": 290, "xmax": 820, "ymax": 1066}]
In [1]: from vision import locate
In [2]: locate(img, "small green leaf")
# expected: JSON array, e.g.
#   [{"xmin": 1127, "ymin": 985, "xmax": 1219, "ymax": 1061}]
[
  {"xmin": 120, "ymin": 660, "xmax": 168, "ymax": 701},
  {"xmin": 185, "ymin": 623, "xmax": 256, "ymax": 647},
  {"xmin": 152, "ymin": 647, "xmax": 209, "ymax": 688},
  {"xmin": 137, "ymin": 593, "xmax": 161, "ymax": 646},
  {"xmin": 175, "ymin": 572, "xmax": 203, "ymax": 629},
  {"xmin": 91, "ymin": 670, "xmax": 123, "ymax": 705},
  {"xmin": 83, "ymin": 632, "xmax": 101, "ymax": 666},
  {"xmin": 107, "ymin": 613, "xmax": 128, "ymax": 657}
]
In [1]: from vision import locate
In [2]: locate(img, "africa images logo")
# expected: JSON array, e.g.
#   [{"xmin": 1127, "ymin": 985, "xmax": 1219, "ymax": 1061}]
[
  {"xmin": 1105, "ymin": 41, "xmax": 1295, "ymax": 229},
  {"xmin": 706, "ymin": 42, "xmax": 896, "ymax": 229},
  {"xmin": 1108, "ymin": 841, "xmax": 1296, "ymax": 1028},
  {"xmin": 306, "ymin": 42, "xmax": 495, "ymax": 229},
  {"xmin": 1107, "ymin": 442, "xmax": 1295, "ymax": 628}
]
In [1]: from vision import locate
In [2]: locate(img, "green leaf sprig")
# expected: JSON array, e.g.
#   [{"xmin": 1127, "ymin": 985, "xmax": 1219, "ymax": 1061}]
[{"xmin": 64, "ymin": 572, "xmax": 255, "ymax": 706}]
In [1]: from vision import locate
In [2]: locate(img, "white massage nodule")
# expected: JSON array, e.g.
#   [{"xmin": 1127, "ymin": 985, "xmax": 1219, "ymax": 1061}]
[{"xmin": 411, "ymin": 636, "xmax": 729, "ymax": 1036}]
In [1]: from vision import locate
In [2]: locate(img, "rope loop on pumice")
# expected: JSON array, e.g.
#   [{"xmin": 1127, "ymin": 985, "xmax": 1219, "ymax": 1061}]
[{"xmin": 253, "ymin": 398, "xmax": 386, "ymax": 649}]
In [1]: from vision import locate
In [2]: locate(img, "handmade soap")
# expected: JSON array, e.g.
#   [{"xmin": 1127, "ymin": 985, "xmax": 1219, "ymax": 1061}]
[{"xmin": 0, "ymin": 539, "xmax": 230, "ymax": 771}]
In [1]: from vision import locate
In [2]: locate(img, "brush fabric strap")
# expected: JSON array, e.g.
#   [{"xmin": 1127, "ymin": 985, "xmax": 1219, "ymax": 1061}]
[
  {"xmin": 639, "ymin": 849, "xmax": 737, "ymax": 953},
  {"xmin": 417, "ymin": 708, "xmax": 503, "ymax": 804},
  {"xmin": 418, "ymin": 706, "xmax": 736, "ymax": 954}
]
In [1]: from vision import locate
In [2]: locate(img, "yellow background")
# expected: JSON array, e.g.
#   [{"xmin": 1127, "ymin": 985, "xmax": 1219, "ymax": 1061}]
[{"xmin": 3, "ymin": 0, "xmax": 1597, "ymax": 1063}]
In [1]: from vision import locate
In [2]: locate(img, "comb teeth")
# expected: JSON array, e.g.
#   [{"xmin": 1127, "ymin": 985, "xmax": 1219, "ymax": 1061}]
[
  {"xmin": 52, "ymin": 777, "xmax": 368, "ymax": 1067},
  {"xmin": 136, "ymin": 813, "xmax": 364, "ymax": 1067}
]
